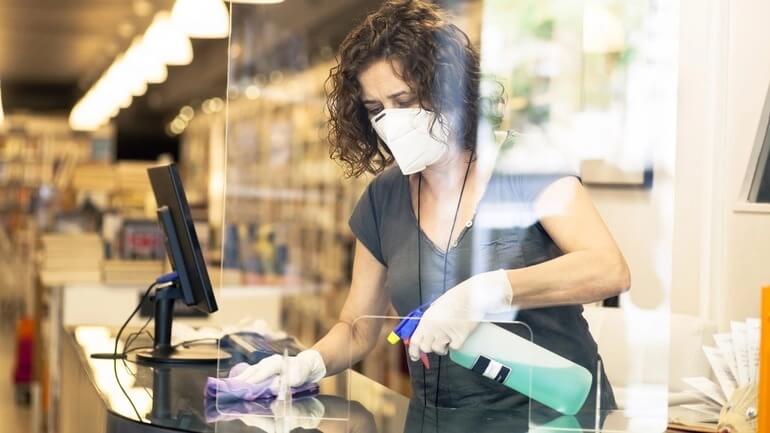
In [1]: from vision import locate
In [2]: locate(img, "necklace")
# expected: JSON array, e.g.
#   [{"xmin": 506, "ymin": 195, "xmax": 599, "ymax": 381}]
[{"xmin": 416, "ymin": 151, "xmax": 474, "ymax": 406}]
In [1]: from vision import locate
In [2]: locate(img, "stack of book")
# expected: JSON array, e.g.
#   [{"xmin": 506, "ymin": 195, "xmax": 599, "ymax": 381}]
[
  {"xmin": 116, "ymin": 162, "xmax": 154, "ymax": 193},
  {"xmin": 112, "ymin": 161, "xmax": 155, "ymax": 210},
  {"xmin": 102, "ymin": 259, "xmax": 164, "ymax": 285},
  {"xmin": 71, "ymin": 163, "xmax": 117, "ymax": 192},
  {"xmin": 40, "ymin": 233, "xmax": 103, "ymax": 285}
]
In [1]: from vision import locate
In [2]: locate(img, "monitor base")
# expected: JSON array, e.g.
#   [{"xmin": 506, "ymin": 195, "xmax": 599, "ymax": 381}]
[{"xmin": 134, "ymin": 345, "xmax": 231, "ymax": 365}]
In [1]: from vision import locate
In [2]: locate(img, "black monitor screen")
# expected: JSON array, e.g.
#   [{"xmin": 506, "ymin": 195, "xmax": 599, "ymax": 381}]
[{"xmin": 148, "ymin": 164, "xmax": 217, "ymax": 313}]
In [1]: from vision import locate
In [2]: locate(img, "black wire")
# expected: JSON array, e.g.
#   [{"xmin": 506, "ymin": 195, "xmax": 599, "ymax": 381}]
[
  {"xmin": 441, "ymin": 154, "xmax": 474, "ymax": 294},
  {"xmin": 120, "ymin": 291, "xmax": 155, "ymax": 385},
  {"xmin": 120, "ymin": 328, "xmax": 152, "ymax": 381},
  {"xmin": 417, "ymin": 174, "xmax": 426, "ymax": 404},
  {"xmin": 416, "ymin": 152, "xmax": 474, "ymax": 408},
  {"xmin": 173, "ymin": 337, "xmax": 219, "ymax": 348},
  {"xmin": 124, "ymin": 344, "xmax": 154, "ymax": 354},
  {"xmin": 125, "ymin": 330, "xmax": 153, "ymax": 349},
  {"xmin": 113, "ymin": 282, "xmax": 156, "ymax": 424},
  {"xmin": 124, "ymin": 313, "xmax": 154, "ymax": 354}
]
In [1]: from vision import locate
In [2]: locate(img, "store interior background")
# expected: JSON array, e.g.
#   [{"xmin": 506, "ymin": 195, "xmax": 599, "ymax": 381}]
[{"xmin": 0, "ymin": 0, "xmax": 769, "ymax": 432}]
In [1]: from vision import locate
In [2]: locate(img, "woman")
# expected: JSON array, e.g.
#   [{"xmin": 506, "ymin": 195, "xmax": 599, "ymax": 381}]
[{"xmin": 235, "ymin": 0, "xmax": 630, "ymax": 414}]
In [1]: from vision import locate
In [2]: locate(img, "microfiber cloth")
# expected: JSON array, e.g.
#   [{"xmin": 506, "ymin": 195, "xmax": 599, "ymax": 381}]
[{"xmin": 205, "ymin": 362, "xmax": 319, "ymax": 404}]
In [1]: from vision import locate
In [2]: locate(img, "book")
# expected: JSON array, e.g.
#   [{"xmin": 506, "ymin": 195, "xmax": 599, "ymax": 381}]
[
  {"xmin": 40, "ymin": 233, "xmax": 104, "ymax": 285},
  {"xmin": 102, "ymin": 260, "xmax": 163, "ymax": 285},
  {"xmin": 678, "ymin": 317, "xmax": 760, "ymax": 427}
]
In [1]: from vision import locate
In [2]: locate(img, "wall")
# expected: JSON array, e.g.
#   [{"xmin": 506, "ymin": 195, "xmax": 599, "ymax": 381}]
[
  {"xmin": 591, "ymin": 0, "xmax": 770, "ymax": 328},
  {"xmin": 594, "ymin": 0, "xmax": 770, "ymax": 327},
  {"xmin": 721, "ymin": 0, "xmax": 770, "ymax": 326},
  {"xmin": 678, "ymin": 0, "xmax": 770, "ymax": 327},
  {"xmin": 670, "ymin": 0, "xmax": 730, "ymax": 320}
]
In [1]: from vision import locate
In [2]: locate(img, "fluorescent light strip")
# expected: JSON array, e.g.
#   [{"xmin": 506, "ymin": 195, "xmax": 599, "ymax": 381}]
[{"xmin": 69, "ymin": 0, "xmax": 230, "ymax": 131}]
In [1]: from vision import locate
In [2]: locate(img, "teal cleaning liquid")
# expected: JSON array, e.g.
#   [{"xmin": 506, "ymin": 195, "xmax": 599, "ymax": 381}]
[
  {"xmin": 530, "ymin": 415, "xmax": 582, "ymax": 432},
  {"xmin": 448, "ymin": 322, "xmax": 593, "ymax": 416}
]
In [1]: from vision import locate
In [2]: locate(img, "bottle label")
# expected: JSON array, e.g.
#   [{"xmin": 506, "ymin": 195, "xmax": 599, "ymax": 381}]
[{"xmin": 471, "ymin": 355, "xmax": 510, "ymax": 383}]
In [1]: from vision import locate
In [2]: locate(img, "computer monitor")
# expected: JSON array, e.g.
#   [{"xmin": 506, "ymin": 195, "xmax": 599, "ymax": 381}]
[{"xmin": 135, "ymin": 163, "xmax": 229, "ymax": 365}]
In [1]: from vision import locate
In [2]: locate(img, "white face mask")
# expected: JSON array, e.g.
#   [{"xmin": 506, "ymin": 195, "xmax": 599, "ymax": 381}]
[{"xmin": 370, "ymin": 108, "xmax": 449, "ymax": 175}]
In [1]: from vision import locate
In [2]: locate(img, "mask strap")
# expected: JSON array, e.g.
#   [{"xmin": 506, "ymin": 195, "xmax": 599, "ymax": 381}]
[{"xmin": 416, "ymin": 150, "xmax": 475, "ymax": 407}]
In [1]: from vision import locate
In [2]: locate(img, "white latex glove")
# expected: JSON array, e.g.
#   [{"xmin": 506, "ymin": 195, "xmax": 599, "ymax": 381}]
[
  {"xmin": 408, "ymin": 269, "xmax": 513, "ymax": 361},
  {"xmin": 232, "ymin": 349, "xmax": 327, "ymax": 394}
]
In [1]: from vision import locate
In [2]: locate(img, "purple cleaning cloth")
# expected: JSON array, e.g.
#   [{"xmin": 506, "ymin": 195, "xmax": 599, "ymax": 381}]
[{"xmin": 205, "ymin": 362, "xmax": 319, "ymax": 404}]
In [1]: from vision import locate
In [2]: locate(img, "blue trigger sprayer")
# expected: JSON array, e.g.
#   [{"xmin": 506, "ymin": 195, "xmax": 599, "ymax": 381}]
[{"xmin": 387, "ymin": 305, "xmax": 594, "ymax": 416}]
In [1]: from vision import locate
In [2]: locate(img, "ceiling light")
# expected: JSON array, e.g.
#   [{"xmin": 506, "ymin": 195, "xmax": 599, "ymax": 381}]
[
  {"xmin": 101, "ymin": 62, "xmax": 133, "ymax": 110},
  {"xmin": 202, "ymin": 97, "xmax": 225, "ymax": 114},
  {"xmin": 211, "ymin": 98, "xmax": 224, "ymax": 111},
  {"xmin": 69, "ymin": 99, "xmax": 100, "ymax": 131},
  {"xmin": 179, "ymin": 105, "xmax": 194, "ymax": 120},
  {"xmin": 131, "ymin": 81, "xmax": 148, "ymax": 97},
  {"xmin": 144, "ymin": 12, "xmax": 194, "ymax": 65},
  {"xmin": 122, "ymin": 40, "xmax": 151, "ymax": 95},
  {"xmin": 171, "ymin": 0, "xmax": 230, "ymax": 39},
  {"xmin": 171, "ymin": 118, "xmax": 187, "ymax": 130},
  {"xmin": 119, "ymin": 94, "xmax": 133, "ymax": 109},
  {"xmin": 245, "ymin": 84, "xmax": 261, "ymax": 100},
  {"xmin": 107, "ymin": 55, "xmax": 143, "ymax": 100},
  {"xmin": 146, "ymin": 62, "xmax": 168, "ymax": 84},
  {"xmin": 128, "ymin": 36, "xmax": 169, "ymax": 84}
]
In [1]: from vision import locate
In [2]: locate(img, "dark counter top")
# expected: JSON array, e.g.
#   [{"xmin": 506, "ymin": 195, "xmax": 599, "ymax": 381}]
[
  {"xmin": 64, "ymin": 325, "xmax": 409, "ymax": 433},
  {"xmin": 62, "ymin": 326, "xmax": 668, "ymax": 433}
]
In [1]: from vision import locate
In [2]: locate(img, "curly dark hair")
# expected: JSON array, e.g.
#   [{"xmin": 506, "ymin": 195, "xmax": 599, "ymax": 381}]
[{"xmin": 326, "ymin": 0, "xmax": 481, "ymax": 177}]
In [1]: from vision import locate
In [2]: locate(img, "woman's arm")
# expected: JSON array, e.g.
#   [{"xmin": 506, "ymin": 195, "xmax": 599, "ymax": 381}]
[
  {"xmin": 406, "ymin": 177, "xmax": 629, "ymax": 359},
  {"xmin": 312, "ymin": 240, "xmax": 390, "ymax": 376},
  {"xmin": 506, "ymin": 176, "xmax": 631, "ymax": 308}
]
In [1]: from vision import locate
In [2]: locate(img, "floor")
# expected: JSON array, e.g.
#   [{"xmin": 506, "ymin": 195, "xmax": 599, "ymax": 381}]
[{"xmin": 0, "ymin": 302, "xmax": 33, "ymax": 433}]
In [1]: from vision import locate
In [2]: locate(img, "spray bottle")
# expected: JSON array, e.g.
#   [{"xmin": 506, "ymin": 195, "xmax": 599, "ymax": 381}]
[{"xmin": 387, "ymin": 307, "xmax": 593, "ymax": 416}]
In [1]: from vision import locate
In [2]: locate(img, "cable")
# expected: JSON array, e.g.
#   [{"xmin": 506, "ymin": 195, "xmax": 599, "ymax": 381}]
[
  {"xmin": 434, "ymin": 152, "xmax": 473, "ymax": 408},
  {"xmin": 123, "ymin": 329, "xmax": 153, "ymax": 352},
  {"xmin": 417, "ymin": 175, "xmax": 426, "ymax": 403},
  {"xmin": 89, "ymin": 272, "xmax": 177, "ymax": 361},
  {"xmin": 173, "ymin": 337, "xmax": 219, "ymax": 349},
  {"xmin": 121, "ymin": 318, "xmax": 153, "ymax": 385},
  {"xmin": 416, "ymin": 151, "xmax": 474, "ymax": 408},
  {"xmin": 112, "ymin": 281, "xmax": 156, "ymax": 424},
  {"xmin": 124, "ymin": 345, "xmax": 154, "ymax": 354},
  {"xmin": 123, "ymin": 312, "xmax": 154, "ymax": 356}
]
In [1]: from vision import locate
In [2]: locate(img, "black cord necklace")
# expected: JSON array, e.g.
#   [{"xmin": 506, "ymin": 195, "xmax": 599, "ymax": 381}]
[{"xmin": 416, "ymin": 150, "xmax": 474, "ymax": 407}]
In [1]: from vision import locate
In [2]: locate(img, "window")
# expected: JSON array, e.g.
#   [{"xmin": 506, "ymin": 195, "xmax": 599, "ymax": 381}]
[{"xmin": 745, "ymin": 83, "xmax": 770, "ymax": 204}]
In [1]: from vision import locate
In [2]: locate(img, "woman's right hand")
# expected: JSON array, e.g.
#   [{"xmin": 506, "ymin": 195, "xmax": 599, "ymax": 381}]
[{"xmin": 232, "ymin": 349, "xmax": 327, "ymax": 393}]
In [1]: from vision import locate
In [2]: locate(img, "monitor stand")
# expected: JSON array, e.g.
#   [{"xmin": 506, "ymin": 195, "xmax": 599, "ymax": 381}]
[{"xmin": 135, "ymin": 283, "xmax": 231, "ymax": 365}]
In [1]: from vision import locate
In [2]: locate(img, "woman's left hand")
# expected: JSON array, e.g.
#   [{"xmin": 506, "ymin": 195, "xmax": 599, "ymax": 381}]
[{"xmin": 407, "ymin": 269, "xmax": 513, "ymax": 361}]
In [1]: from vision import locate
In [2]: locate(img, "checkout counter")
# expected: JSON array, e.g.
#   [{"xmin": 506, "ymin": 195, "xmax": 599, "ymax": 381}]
[
  {"xmin": 58, "ymin": 326, "xmax": 681, "ymax": 433},
  {"xmin": 59, "ymin": 325, "xmax": 409, "ymax": 433}
]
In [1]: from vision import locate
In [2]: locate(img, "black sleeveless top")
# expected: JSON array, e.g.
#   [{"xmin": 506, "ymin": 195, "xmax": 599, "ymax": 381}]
[{"xmin": 349, "ymin": 161, "xmax": 617, "ymax": 415}]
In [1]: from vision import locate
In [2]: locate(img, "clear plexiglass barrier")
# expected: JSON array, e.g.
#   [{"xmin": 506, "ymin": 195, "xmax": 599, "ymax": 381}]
[
  {"xmin": 208, "ymin": 313, "xmax": 669, "ymax": 432},
  {"xmin": 209, "ymin": 317, "xmax": 535, "ymax": 432},
  {"xmin": 212, "ymin": 0, "xmax": 678, "ymax": 431}
]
